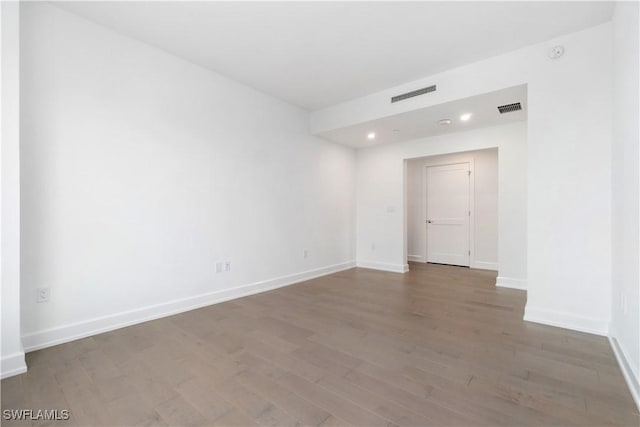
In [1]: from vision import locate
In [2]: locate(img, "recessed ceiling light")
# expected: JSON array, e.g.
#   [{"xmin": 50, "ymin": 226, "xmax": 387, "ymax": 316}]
[
  {"xmin": 367, "ymin": 132, "xmax": 376, "ymax": 140},
  {"xmin": 392, "ymin": 129, "xmax": 400, "ymax": 133},
  {"xmin": 460, "ymin": 113, "xmax": 472, "ymax": 121},
  {"xmin": 438, "ymin": 119, "xmax": 452, "ymax": 125}
]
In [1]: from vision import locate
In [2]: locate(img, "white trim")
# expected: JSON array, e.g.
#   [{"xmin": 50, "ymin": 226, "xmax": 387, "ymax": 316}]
[
  {"xmin": 1, "ymin": 352, "xmax": 27, "ymax": 379},
  {"xmin": 496, "ymin": 276, "xmax": 527, "ymax": 290},
  {"xmin": 523, "ymin": 305, "xmax": 609, "ymax": 336},
  {"xmin": 357, "ymin": 261, "xmax": 409, "ymax": 273},
  {"xmin": 608, "ymin": 335, "xmax": 640, "ymax": 411},
  {"xmin": 22, "ymin": 261, "xmax": 355, "ymax": 352},
  {"xmin": 472, "ymin": 261, "xmax": 498, "ymax": 271},
  {"xmin": 407, "ymin": 254, "xmax": 425, "ymax": 263},
  {"xmin": 422, "ymin": 158, "xmax": 475, "ymax": 268},
  {"xmin": 1, "ymin": 0, "xmax": 25, "ymax": 382}
]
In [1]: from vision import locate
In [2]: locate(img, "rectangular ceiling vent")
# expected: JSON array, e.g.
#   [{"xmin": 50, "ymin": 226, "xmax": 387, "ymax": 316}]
[
  {"xmin": 497, "ymin": 102, "xmax": 522, "ymax": 114},
  {"xmin": 391, "ymin": 85, "xmax": 436, "ymax": 103}
]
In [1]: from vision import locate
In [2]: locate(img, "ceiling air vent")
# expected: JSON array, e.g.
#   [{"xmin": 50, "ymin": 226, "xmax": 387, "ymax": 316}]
[
  {"xmin": 391, "ymin": 85, "xmax": 436, "ymax": 103},
  {"xmin": 497, "ymin": 102, "xmax": 522, "ymax": 114}
]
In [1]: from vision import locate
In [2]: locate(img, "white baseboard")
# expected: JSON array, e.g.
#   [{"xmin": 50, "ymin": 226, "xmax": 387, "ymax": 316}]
[
  {"xmin": 523, "ymin": 305, "xmax": 609, "ymax": 336},
  {"xmin": 21, "ymin": 261, "xmax": 356, "ymax": 353},
  {"xmin": 407, "ymin": 255, "xmax": 425, "ymax": 263},
  {"xmin": 608, "ymin": 335, "xmax": 640, "ymax": 411},
  {"xmin": 356, "ymin": 261, "xmax": 409, "ymax": 273},
  {"xmin": 496, "ymin": 276, "xmax": 527, "ymax": 290},
  {"xmin": 472, "ymin": 261, "xmax": 498, "ymax": 271},
  {"xmin": 1, "ymin": 351, "xmax": 27, "ymax": 379}
]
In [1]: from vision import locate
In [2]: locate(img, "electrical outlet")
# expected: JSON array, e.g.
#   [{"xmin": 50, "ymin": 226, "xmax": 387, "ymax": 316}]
[
  {"xmin": 36, "ymin": 287, "xmax": 50, "ymax": 303},
  {"xmin": 215, "ymin": 262, "xmax": 223, "ymax": 273},
  {"xmin": 303, "ymin": 249, "xmax": 309, "ymax": 259},
  {"xmin": 224, "ymin": 261, "xmax": 231, "ymax": 272}
]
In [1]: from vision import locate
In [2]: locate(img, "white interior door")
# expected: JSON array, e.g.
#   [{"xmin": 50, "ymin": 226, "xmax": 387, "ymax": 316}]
[{"xmin": 426, "ymin": 163, "xmax": 470, "ymax": 267}]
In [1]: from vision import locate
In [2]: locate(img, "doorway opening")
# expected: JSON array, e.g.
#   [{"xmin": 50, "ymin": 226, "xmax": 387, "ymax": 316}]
[{"xmin": 406, "ymin": 148, "xmax": 498, "ymax": 271}]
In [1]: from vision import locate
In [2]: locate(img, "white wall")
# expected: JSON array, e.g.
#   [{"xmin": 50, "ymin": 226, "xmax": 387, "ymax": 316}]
[
  {"xmin": 498, "ymin": 122, "xmax": 528, "ymax": 290},
  {"xmin": 356, "ymin": 122, "xmax": 527, "ymax": 282},
  {"xmin": 18, "ymin": 3, "xmax": 355, "ymax": 353},
  {"xmin": 406, "ymin": 148, "xmax": 499, "ymax": 271},
  {"xmin": 340, "ymin": 23, "xmax": 613, "ymax": 333},
  {"xmin": 526, "ymin": 26, "xmax": 612, "ymax": 336},
  {"xmin": 610, "ymin": 1, "xmax": 639, "ymax": 408},
  {"xmin": 1, "ymin": 1, "xmax": 27, "ymax": 379}
]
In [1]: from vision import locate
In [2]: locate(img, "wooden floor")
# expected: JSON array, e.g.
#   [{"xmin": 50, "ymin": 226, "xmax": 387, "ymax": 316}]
[{"xmin": 2, "ymin": 263, "xmax": 638, "ymax": 426}]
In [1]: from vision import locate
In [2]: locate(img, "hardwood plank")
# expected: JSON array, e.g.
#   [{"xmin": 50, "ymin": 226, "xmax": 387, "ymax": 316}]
[
  {"xmin": 2, "ymin": 263, "xmax": 637, "ymax": 426},
  {"xmin": 212, "ymin": 408, "xmax": 259, "ymax": 426},
  {"xmin": 277, "ymin": 373, "xmax": 395, "ymax": 427},
  {"xmin": 153, "ymin": 395, "xmax": 208, "ymax": 426},
  {"xmin": 235, "ymin": 369, "xmax": 331, "ymax": 426},
  {"xmin": 175, "ymin": 377, "xmax": 235, "ymax": 421}
]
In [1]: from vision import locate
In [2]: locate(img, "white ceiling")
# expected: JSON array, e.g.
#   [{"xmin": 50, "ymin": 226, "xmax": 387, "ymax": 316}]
[
  {"xmin": 320, "ymin": 85, "xmax": 527, "ymax": 148},
  {"xmin": 54, "ymin": 1, "xmax": 613, "ymax": 111}
]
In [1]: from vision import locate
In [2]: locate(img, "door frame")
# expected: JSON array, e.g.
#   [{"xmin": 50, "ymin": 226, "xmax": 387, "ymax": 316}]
[{"xmin": 421, "ymin": 158, "xmax": 475, "ymax": 266}]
